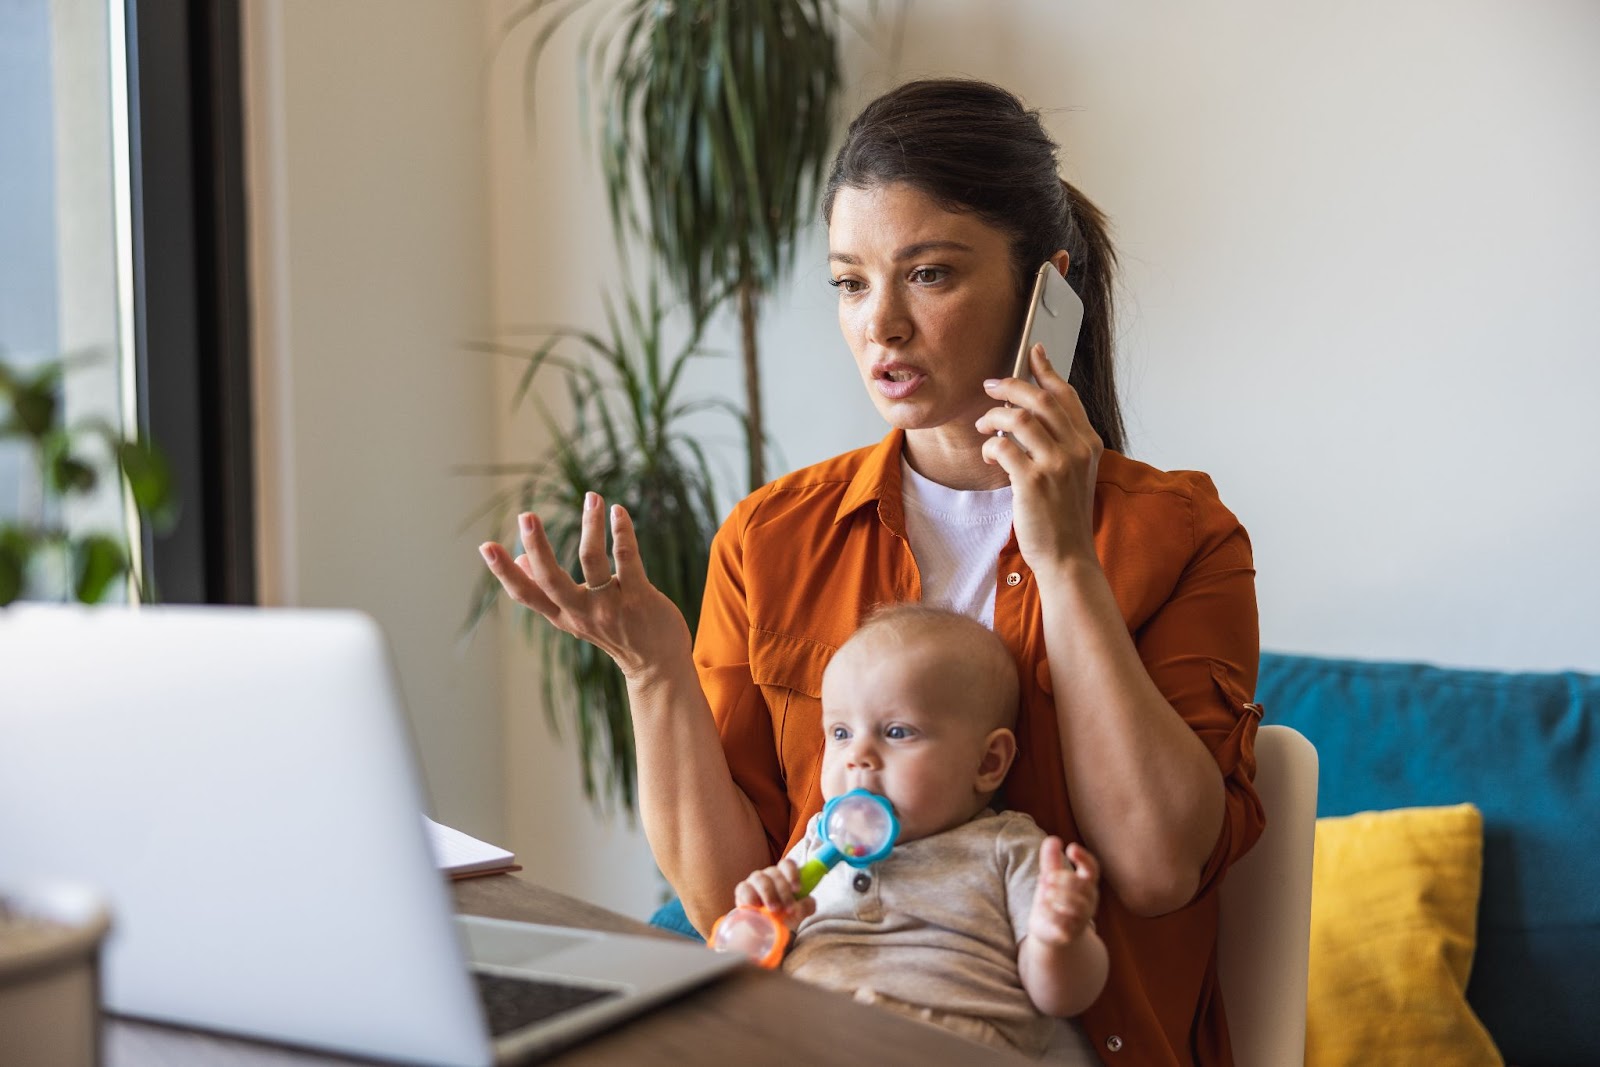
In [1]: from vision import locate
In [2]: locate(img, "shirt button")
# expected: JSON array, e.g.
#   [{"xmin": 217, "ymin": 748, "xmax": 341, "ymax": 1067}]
[
  {"xmin": 852, "ymin": 872, "xmax": 872, "ymax": 893},
  {"xmin": 1106, "ymin": 1035, "xmax": 1124, "ymax": 1053},
  {"xmin": 1005, "ymin": 572, "xmax": 1022, "ymax": 586}
]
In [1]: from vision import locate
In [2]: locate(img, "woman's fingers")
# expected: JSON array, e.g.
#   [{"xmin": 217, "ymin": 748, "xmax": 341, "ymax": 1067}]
[
  {"xmin": 479, "ymin": 541, "xmax": 562, "ymax": 618},
  {"xmin": 476, "ymin": 497, "xmax": 696, "ymax": 683},
  {"xmin": 1030, "ymin": 344, "xmax": 1100, "ymax": 446},
  {"xmin": 609, "ymin": 504, "xmax": 650, "ymax": 586},
  {"xmin": 516, "ymin": 512, "xmax": 584, "ymax": 613},
  {"xmin": 980, "ymin": 428, "xmax": 1035, "ymax": 480},
  {"xmin": 977, "ymin": 402, "xmax": 1058, "ymax": 459},
  {"xmin": 979, "ymin": 351, "xmax": 1102, "ymax": 483},
  {"xmin": 980, "ymin": 370, "xmax": 1056, "ymax": 429},
  {"xmin": 576, "ymin": 492, "xmax": 612, "ymax": 588},
  {"xmin": 979, "ymin": 347, "xmax": 1098, "ymax": 447},
  {"xmin": 978, "ymin": 371, "xmax": 1071, "ymax": 453}
]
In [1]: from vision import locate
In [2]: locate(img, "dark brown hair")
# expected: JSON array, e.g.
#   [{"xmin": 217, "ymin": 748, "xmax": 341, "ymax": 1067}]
[{"xmin": 821, "ymin": 79, "xmax": 1126, "ymax": 454}]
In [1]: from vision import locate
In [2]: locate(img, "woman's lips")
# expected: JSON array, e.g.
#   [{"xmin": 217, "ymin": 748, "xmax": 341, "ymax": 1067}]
[{"xmin": 874, "ymin": 366, "xmax": 926, "ymax": 400}]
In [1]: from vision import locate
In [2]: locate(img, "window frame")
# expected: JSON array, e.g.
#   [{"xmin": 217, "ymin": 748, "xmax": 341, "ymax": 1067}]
[{"xmin": 125, "ymin": 0, "xmax": 255, "ymax": 604}]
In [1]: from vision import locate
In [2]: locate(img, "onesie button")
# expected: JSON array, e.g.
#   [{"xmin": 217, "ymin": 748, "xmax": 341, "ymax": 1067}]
[
  {"xmin": 852, "ymin": 872, "xmax": 872, "ymax": 893},
  {"xmin": 1005, "ymin": 571, "xmax": 1022, "ymax": 586},
  {"xmin": 1106, "ymin": 1035, "xmax": 1124, "ymax": 1053}
]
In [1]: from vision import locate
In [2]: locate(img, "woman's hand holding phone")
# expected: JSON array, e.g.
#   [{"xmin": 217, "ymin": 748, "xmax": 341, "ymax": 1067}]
[
  {"xmin": 977, "ymin": 263, "xmax": 1101, "ymax": 573},
  {"xmin": 977, "ymin": 345, "xmax": 1103, "ymax": 572}
]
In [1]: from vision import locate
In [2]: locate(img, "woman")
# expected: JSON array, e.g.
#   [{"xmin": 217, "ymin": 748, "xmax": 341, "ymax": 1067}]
[{"xmin": 480, "ymin": 79, "xmax": 1263, "ymax": 1065}]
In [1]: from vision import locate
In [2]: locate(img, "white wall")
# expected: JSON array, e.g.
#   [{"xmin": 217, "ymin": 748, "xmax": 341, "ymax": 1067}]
[
  {"xmin": 251, "ymin": 0, "xmax": 1599, "ymax": 919},
  {"xmin": 244, "ymin": 0, "xmax": 504, "ymax": 839},
  {"xmin": 678, "ymin": 0, "xmax": 1600, "ymax": 675}
]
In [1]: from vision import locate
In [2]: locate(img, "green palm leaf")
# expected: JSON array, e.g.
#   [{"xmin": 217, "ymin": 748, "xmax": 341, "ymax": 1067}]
[{"xmin": 503, "ymin": 0, "xmax": 845, "ymax": 492}]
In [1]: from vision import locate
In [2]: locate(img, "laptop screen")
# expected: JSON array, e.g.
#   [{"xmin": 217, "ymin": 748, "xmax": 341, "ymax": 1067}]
[{"xmin": 0, "ymin": 605, "xmax": 493, "ymax": 1066}]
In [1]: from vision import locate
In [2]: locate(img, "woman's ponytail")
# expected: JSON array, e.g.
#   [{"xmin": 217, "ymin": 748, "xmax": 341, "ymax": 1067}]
[{"xmin": 1060, "ymin": 180, "xmax": 1125, "ymax": 454}]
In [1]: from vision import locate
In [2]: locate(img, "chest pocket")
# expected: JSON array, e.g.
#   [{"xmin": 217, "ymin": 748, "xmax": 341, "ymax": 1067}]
[{"xmin": 749, "ymin": 628, "xmax": 835, "ymax": 811}]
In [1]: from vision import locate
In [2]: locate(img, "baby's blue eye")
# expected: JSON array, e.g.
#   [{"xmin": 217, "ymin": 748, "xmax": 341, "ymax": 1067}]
[
  {"xmin": 830, "ymin": 725, "xmax": 850, "ymax": 741},
  {"xmin": 885, "ymin": 725, "xmax": 909, "ymax": 740}
]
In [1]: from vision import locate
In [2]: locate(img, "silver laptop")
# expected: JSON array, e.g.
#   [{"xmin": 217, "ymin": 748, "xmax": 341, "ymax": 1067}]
[{"xmin": 0, "ymin": 605, "xmax": 737, "ymax": 1065}]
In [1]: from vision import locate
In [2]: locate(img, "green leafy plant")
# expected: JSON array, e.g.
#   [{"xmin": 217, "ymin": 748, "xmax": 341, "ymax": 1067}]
[
  {"xmin": 0, "ymin": 354, "xmax": 176, "ymax": 607},
  {"xmin": 506, "ymin": 0, "xmax": 846, "ymax": 491},
  {"xmin": 465, "ymin": 285, "xmax": 736, "ymax": 814}
]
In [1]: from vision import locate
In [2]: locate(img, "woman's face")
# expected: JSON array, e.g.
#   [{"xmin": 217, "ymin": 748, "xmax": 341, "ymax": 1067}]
[{"xmin": 828, "ymin": 182, "xmax": 1023, "ymax": 437}]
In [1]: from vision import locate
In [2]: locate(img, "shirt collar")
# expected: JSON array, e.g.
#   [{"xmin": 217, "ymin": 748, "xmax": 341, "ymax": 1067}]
[{"xmin": 833, "ymin": 429, "xmax": 907, "ymax": 533}]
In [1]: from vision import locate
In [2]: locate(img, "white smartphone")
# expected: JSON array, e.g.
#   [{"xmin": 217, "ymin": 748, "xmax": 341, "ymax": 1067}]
[{"xmin": 1010, "ymin": 261, "xmax": 1084, "ymax": 383}]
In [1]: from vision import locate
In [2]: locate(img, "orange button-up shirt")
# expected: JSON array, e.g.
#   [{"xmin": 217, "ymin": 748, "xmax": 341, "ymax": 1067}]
[{"xmin": 694, "ymin": 429, "xmax": 1264, "ymax": 1066}]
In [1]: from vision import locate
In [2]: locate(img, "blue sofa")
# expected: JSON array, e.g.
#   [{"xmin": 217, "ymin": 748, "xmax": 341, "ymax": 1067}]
[{"xmin": 1258, "ymin": 651, "xmax": 1599, "ymax": 1067}]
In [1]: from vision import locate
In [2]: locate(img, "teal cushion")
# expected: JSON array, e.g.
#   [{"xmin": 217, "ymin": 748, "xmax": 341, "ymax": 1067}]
[
  {"xmin": 648, "ymin": 896, "xmax": 705, "ymax": 943},
  {"xmin": 1259, "ymin": 652, "xmax": 1599, "ymax": 1067}
]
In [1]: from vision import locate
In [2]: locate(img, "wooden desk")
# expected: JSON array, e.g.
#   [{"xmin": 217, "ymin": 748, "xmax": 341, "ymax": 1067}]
[{"xmin": 106, "ymin": 873, "xmax": 1029, "ymax": 1065}]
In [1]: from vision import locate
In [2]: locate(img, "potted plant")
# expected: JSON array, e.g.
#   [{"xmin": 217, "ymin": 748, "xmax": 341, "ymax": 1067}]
[{"xmin": 0, "ymin": 353, "xmax": 175, "ymax": 606}]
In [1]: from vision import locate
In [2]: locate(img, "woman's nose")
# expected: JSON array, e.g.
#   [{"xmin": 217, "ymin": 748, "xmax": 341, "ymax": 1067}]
[{"xmin": 864, "ymin": 289, "xmax": 911, "ymax": 348}]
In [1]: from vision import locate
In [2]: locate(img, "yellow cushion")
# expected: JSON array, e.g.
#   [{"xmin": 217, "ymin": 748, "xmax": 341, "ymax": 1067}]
[{"xmin": 1307, "ymin": 804, "xmax": 1502, "ymax": 1067}]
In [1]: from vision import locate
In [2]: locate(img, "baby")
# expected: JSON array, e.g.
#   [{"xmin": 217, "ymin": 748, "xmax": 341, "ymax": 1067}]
[{"xmin": 734, "ymin": 604, "xmax": 1108, "ymax": 1057}]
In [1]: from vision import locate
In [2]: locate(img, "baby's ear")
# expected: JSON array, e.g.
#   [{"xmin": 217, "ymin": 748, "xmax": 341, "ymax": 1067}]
[{"xmin": 975, "ymin": 727, "xmax": 1018, "ymax": 792}]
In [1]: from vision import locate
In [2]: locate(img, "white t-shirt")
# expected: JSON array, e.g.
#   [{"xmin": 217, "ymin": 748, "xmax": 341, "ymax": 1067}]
[{"xmin": 900, "ymin": 459, "xmax": 1013, "ymax": 629}]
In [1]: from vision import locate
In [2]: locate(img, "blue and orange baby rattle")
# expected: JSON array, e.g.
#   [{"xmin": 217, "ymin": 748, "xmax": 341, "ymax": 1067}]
[{"xmin": 708, "ymin": 788, "xmax": 899, "ymax": 968}]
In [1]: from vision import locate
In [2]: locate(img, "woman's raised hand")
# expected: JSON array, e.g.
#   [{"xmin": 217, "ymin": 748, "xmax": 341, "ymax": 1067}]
[
  {"xmin": 478, "ymin": 492, "xmax": 693, "ymax": 681},
  {"xmin": 974, "ymin": 343, "xmax": 1103, "ymax": 571}
]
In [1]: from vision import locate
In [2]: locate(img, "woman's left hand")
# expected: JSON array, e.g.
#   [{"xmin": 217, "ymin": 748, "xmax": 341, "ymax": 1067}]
[{"xmin": 974, "ymin": 343, "xmax": 1102, "ymax": 570}]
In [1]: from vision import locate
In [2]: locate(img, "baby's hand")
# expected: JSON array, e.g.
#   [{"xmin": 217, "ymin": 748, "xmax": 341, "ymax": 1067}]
[
  {"xmin": 1028, "ymin": 837, "xmax": 1100, "ymax": 947},
  {"xmin": 733, "ymin": 858, "xmax": 817, "ymax": 927}
]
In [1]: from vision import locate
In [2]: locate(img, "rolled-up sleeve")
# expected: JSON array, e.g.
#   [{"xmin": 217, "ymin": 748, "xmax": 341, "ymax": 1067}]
[
  {"xmin": 694, "ymin": 496, "xmax": 790, "ymax": 862},
  {"xmin": 1133, "ymin": 474, "xmax": 1265, "ymax": 896}
]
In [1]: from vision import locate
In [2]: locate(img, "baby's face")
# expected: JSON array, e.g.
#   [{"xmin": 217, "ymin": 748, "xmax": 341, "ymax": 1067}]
[{"xmin": 818, "ymin": 635, "xmax": 1001, "ymax": 843}]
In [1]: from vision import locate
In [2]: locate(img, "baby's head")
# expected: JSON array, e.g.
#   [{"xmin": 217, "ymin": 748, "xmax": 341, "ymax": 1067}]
[{"xmin": 819, "ymin": 605, "xmax": 1021, "ymax": 843}]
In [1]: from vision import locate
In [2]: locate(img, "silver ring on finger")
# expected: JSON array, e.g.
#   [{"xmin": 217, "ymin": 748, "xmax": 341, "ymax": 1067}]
[{"xmin": 583, "ymin": 574, "xmax": 619, "ymax": 592}]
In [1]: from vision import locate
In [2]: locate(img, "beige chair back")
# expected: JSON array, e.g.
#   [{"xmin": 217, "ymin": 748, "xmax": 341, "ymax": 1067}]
[{"xmin": 1217, "ymin": 724, "xmax": 1319, "ymax": 1067}]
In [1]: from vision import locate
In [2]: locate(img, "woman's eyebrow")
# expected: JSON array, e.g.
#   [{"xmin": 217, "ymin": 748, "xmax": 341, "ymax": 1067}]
[{"xmin": 828, "ymin": 240, "xmax": 976, "ymax": 265}]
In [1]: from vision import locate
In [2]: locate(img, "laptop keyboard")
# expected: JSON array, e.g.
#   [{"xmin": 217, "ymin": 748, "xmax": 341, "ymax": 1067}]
[{"xmin": 472, "ymin": 970, "xmax": 623, "ymax": 1037}]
